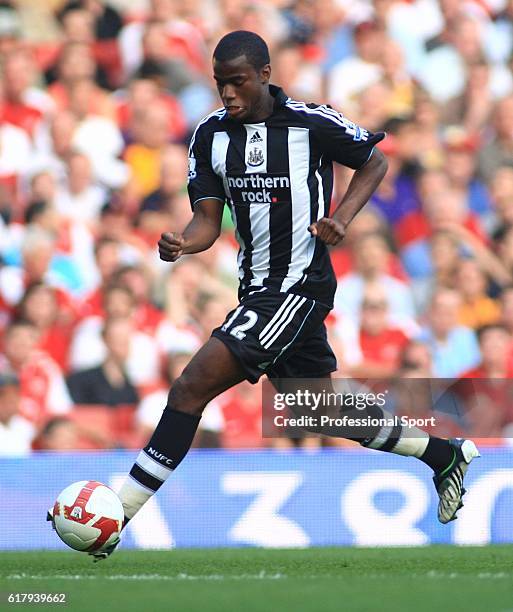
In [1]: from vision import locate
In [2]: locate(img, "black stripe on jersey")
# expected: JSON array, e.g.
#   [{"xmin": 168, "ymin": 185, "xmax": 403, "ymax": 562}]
[
  {"xmin": 307, "ymin": 132, "xmax": 320, "ymax": 226},
  {"xmin": 319, "ymin": 156, "xmax": 333, "ymax": 217},
  {"xmin": 225, "ymin": 126, "xmax": 253, "ymax": 289},
  {"xmin": 129, "ymin": 463, "xmax": 164, "ymax": 492},
  {"xmin": 307, "ymin": 152, "xmax": 333, "ymax": 273},
  {"xmin": 264, "ymin": 126, "xmax": 291, "ymax": 290}
]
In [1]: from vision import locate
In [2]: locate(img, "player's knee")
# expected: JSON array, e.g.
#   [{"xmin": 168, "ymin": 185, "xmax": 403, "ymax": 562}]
[{"xmin": 166, "ymin": 373, "xmax": 207, "ymax": 416}]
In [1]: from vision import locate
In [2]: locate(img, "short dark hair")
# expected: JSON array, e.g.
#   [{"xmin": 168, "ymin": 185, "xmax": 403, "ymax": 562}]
[
  {"xmin": 213, "ymin": 30, "xmax": 270, "ymax": 71},
  {"xmin": 476, "ymin": 323, "xmax": 509, "ymax": 343},
  {"xmin": 5, "ymin": 318, "xmax": 37, "ymax": 336},
  {"xmin": 103, "ymin": 283, "xmax": 135, "ymax": 303},
  {"xmin": 25, "ymin": 200, "xmax": 48, "ymax": 224},
  {"xmin": 41, "ymin": 416, "xmax": 73, "ymax": 438},
  {"xmin": 94, "ymin": 236, "xmax": 118, "ymax": 258}
]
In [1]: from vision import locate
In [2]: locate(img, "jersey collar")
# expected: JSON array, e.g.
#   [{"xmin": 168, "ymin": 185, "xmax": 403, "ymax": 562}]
[{"xmin": 269, "ymin": 84, "xmax": 288, "ymax": 110}]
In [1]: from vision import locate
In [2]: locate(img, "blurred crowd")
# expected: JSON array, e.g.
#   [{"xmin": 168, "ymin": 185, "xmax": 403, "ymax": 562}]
[{"xmin": 1, "ymin": 0, "xmax": 513, "ymax": 454}]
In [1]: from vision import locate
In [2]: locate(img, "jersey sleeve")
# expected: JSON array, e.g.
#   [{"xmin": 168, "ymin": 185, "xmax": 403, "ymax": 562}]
[
  {"xmin": 187, "ymin": 126, "xmax": 226, "ymax": 209},
  {"xmin": 310, "ymin": 105, "xmax": 385, "ymax": 170}
]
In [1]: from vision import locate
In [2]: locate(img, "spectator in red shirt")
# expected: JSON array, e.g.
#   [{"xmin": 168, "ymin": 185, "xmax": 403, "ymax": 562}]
[
  {"xmin": 70, "ymin": 283, "xmax": 161, "ymax": 387},
  {"xmin": 115, "ymin": 76, "xmax": 185, "ymax": 141},
  {"xmin": 219, "ymin": 381, "xmax": 264, "ymax": 449},
  {"xmin": 113, "ymin": 264, "xmax": 165, "ymax": 336},
  {"xmin": 132, "ymin": 20, "xmax": 213, "ymax": 129},
  {"xmin": 16, "ymin": 282, "xmax": 74, "ymax": 372},
  {"xmin": 118, "ymin": 0, "xmax": 207, "ymax": 80},
  {"xmin": 78, "ymin": 237, "xmax": 121, "ymax": 320},
  {"xmin": 46, "ymin": 41, "xmax": 114, "ymax": 117},
  {"xmin": 330, "ymin": 208, "xmax": 407, "ymax": 282},
  {"xmin": 35, "ymin": 416, "xmax": 81, "ymax": 451},
  {"xmin": 398, "ymin": 188, "xmax": 487, "ymax": 281},
  {"xmin": 343, "ymin": 281, "xmax": 411, "ymax": 378},
  {"xmin": 1, "ymin": 49, "xmax": 45, "ymax": 139},
  {"xmin": 457, "ymin": 333, "xmax": 512, "ymax": 438},
  {"xmin": 0, "ymin": 319, "xmax": 72, "ymax": 427},
  {"xmin": 455, "ymin": 322, "xmax": 509, "ymax": 437},
  {"xmin": 115, "ymin": 262, "xmax": 201, "ymax": 357},
  {"xmin": 56, "ymin": 3, "xmax": 123, "ymax": 88},
  {"xmin": 462, "ymin": 324, "xmax": 513, "ymax": 379}
]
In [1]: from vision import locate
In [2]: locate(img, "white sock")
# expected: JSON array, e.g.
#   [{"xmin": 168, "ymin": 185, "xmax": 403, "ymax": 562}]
[
  {"xmin": 364, "ymin": 408, "xmax": 430, "ymax": 457},
  {"xmin": 117, "ymin": 450, "xmax": 175, "ymax": 519},
  {"xmin": 117, "ymin": 477, "xmax": 154, "ymax": 520},
  {"xmin": 389, "ymin": 428, "xmax": 429, "ymax": 457}
]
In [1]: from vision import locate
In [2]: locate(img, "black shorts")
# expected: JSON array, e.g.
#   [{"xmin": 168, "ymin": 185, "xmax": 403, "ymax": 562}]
[{"xmin": 211, "ymin": 290, "xmax": 337, "ymax": 383}]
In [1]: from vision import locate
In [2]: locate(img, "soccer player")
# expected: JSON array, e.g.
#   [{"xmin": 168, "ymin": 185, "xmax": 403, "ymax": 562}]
[{"xmin": 48, "ymin": 30, "xmax": 479, "ymax": 559}]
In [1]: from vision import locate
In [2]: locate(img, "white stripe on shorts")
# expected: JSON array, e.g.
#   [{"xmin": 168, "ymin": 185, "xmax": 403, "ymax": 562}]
[
  {"xmin": 259, "ymin": 295, "xmax": 302, "ymax": 345},
  {"xmin": 258, "ymin": 294, "xmax": 296, "ymax": 341},
  {"xmin": 261, "ymin": 297, "xmax": 307, "ymax": 349}
]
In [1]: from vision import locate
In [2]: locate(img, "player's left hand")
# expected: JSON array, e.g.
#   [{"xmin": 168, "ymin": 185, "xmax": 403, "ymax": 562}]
[{"xmin": 308, "ymin": 217, "xmax": 346, "ymax": 246}]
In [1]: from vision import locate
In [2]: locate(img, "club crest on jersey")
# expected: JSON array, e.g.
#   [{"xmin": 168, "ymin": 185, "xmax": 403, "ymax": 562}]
[{"xmin": 247, "ymin": 147, "xmax": 264, "ymax": 167}]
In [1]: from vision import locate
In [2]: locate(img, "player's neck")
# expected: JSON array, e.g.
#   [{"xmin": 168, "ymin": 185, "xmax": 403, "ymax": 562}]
[{"xmin": 245, "ymin": 93, "xmax": 274, "ymax": 123}]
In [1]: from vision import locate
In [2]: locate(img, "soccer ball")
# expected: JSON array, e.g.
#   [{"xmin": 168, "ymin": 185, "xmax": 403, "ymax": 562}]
[{"xmin": 52, "ymin": 481, "xmax": 124, "ymax": 552}]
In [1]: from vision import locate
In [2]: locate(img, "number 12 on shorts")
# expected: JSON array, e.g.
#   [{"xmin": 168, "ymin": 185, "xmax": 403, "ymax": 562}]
[{"xmin": 221, "ymin": 307, "xmax": 258, "ymax": 340}]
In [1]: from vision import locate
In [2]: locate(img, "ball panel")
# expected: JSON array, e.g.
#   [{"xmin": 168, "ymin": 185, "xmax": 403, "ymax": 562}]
[
  {"xmin": 86, "ymin": 515, "xmax": 121, "ymax": 551},
  {"xmin": 88, "ymin": 485, "xmax": 124, "ymax": 522},
  {"xmin": 54, "ymin": 514, "xmax": 99, "ymax": 551}
]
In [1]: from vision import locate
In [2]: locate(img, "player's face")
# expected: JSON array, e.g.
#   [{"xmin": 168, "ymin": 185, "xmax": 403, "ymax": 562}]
[{"xmin": 213, "ymin": 55, "xmax": 271, "ymax": 122}]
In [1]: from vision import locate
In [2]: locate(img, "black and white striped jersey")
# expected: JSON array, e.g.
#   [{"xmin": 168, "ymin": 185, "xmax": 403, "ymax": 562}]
[{"xmin": 187, "ymin": 85, "xmax": 385, "ymax": 307}]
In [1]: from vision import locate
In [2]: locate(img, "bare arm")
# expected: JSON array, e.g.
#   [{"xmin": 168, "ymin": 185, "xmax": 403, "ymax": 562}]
[
  {"xmin": 158, "ymin": 198, "xmax": 224, "ymax": 262},
  {"xmin": 309, "ymin": 148, "xmax": 388, "ymax": 245}
]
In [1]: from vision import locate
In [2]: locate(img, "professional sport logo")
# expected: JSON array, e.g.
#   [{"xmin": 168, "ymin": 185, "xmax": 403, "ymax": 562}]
[
  {"xmin": 227, "ymin": 173, "xmax": 291, "ymax": 205},
  {"xmin": 247, "ymin": 147, "xmax": 265, "ymax": 167}
]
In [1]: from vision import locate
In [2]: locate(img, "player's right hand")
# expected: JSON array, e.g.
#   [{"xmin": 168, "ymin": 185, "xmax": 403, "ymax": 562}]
[{"xmin": 158, "ymin": 232, "xmax": 185, "ymax": 262}]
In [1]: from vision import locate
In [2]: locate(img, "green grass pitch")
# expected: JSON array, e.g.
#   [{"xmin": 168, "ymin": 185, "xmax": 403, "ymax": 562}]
[{"xmin": 1, "ymin": 547, "xmax": 512, "ymax": 612}]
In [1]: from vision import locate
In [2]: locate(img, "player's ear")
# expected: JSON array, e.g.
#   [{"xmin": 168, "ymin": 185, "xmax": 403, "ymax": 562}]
[{"xmin": 260, "ymin": 63, "xmax": 271, "ymax": 84}]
